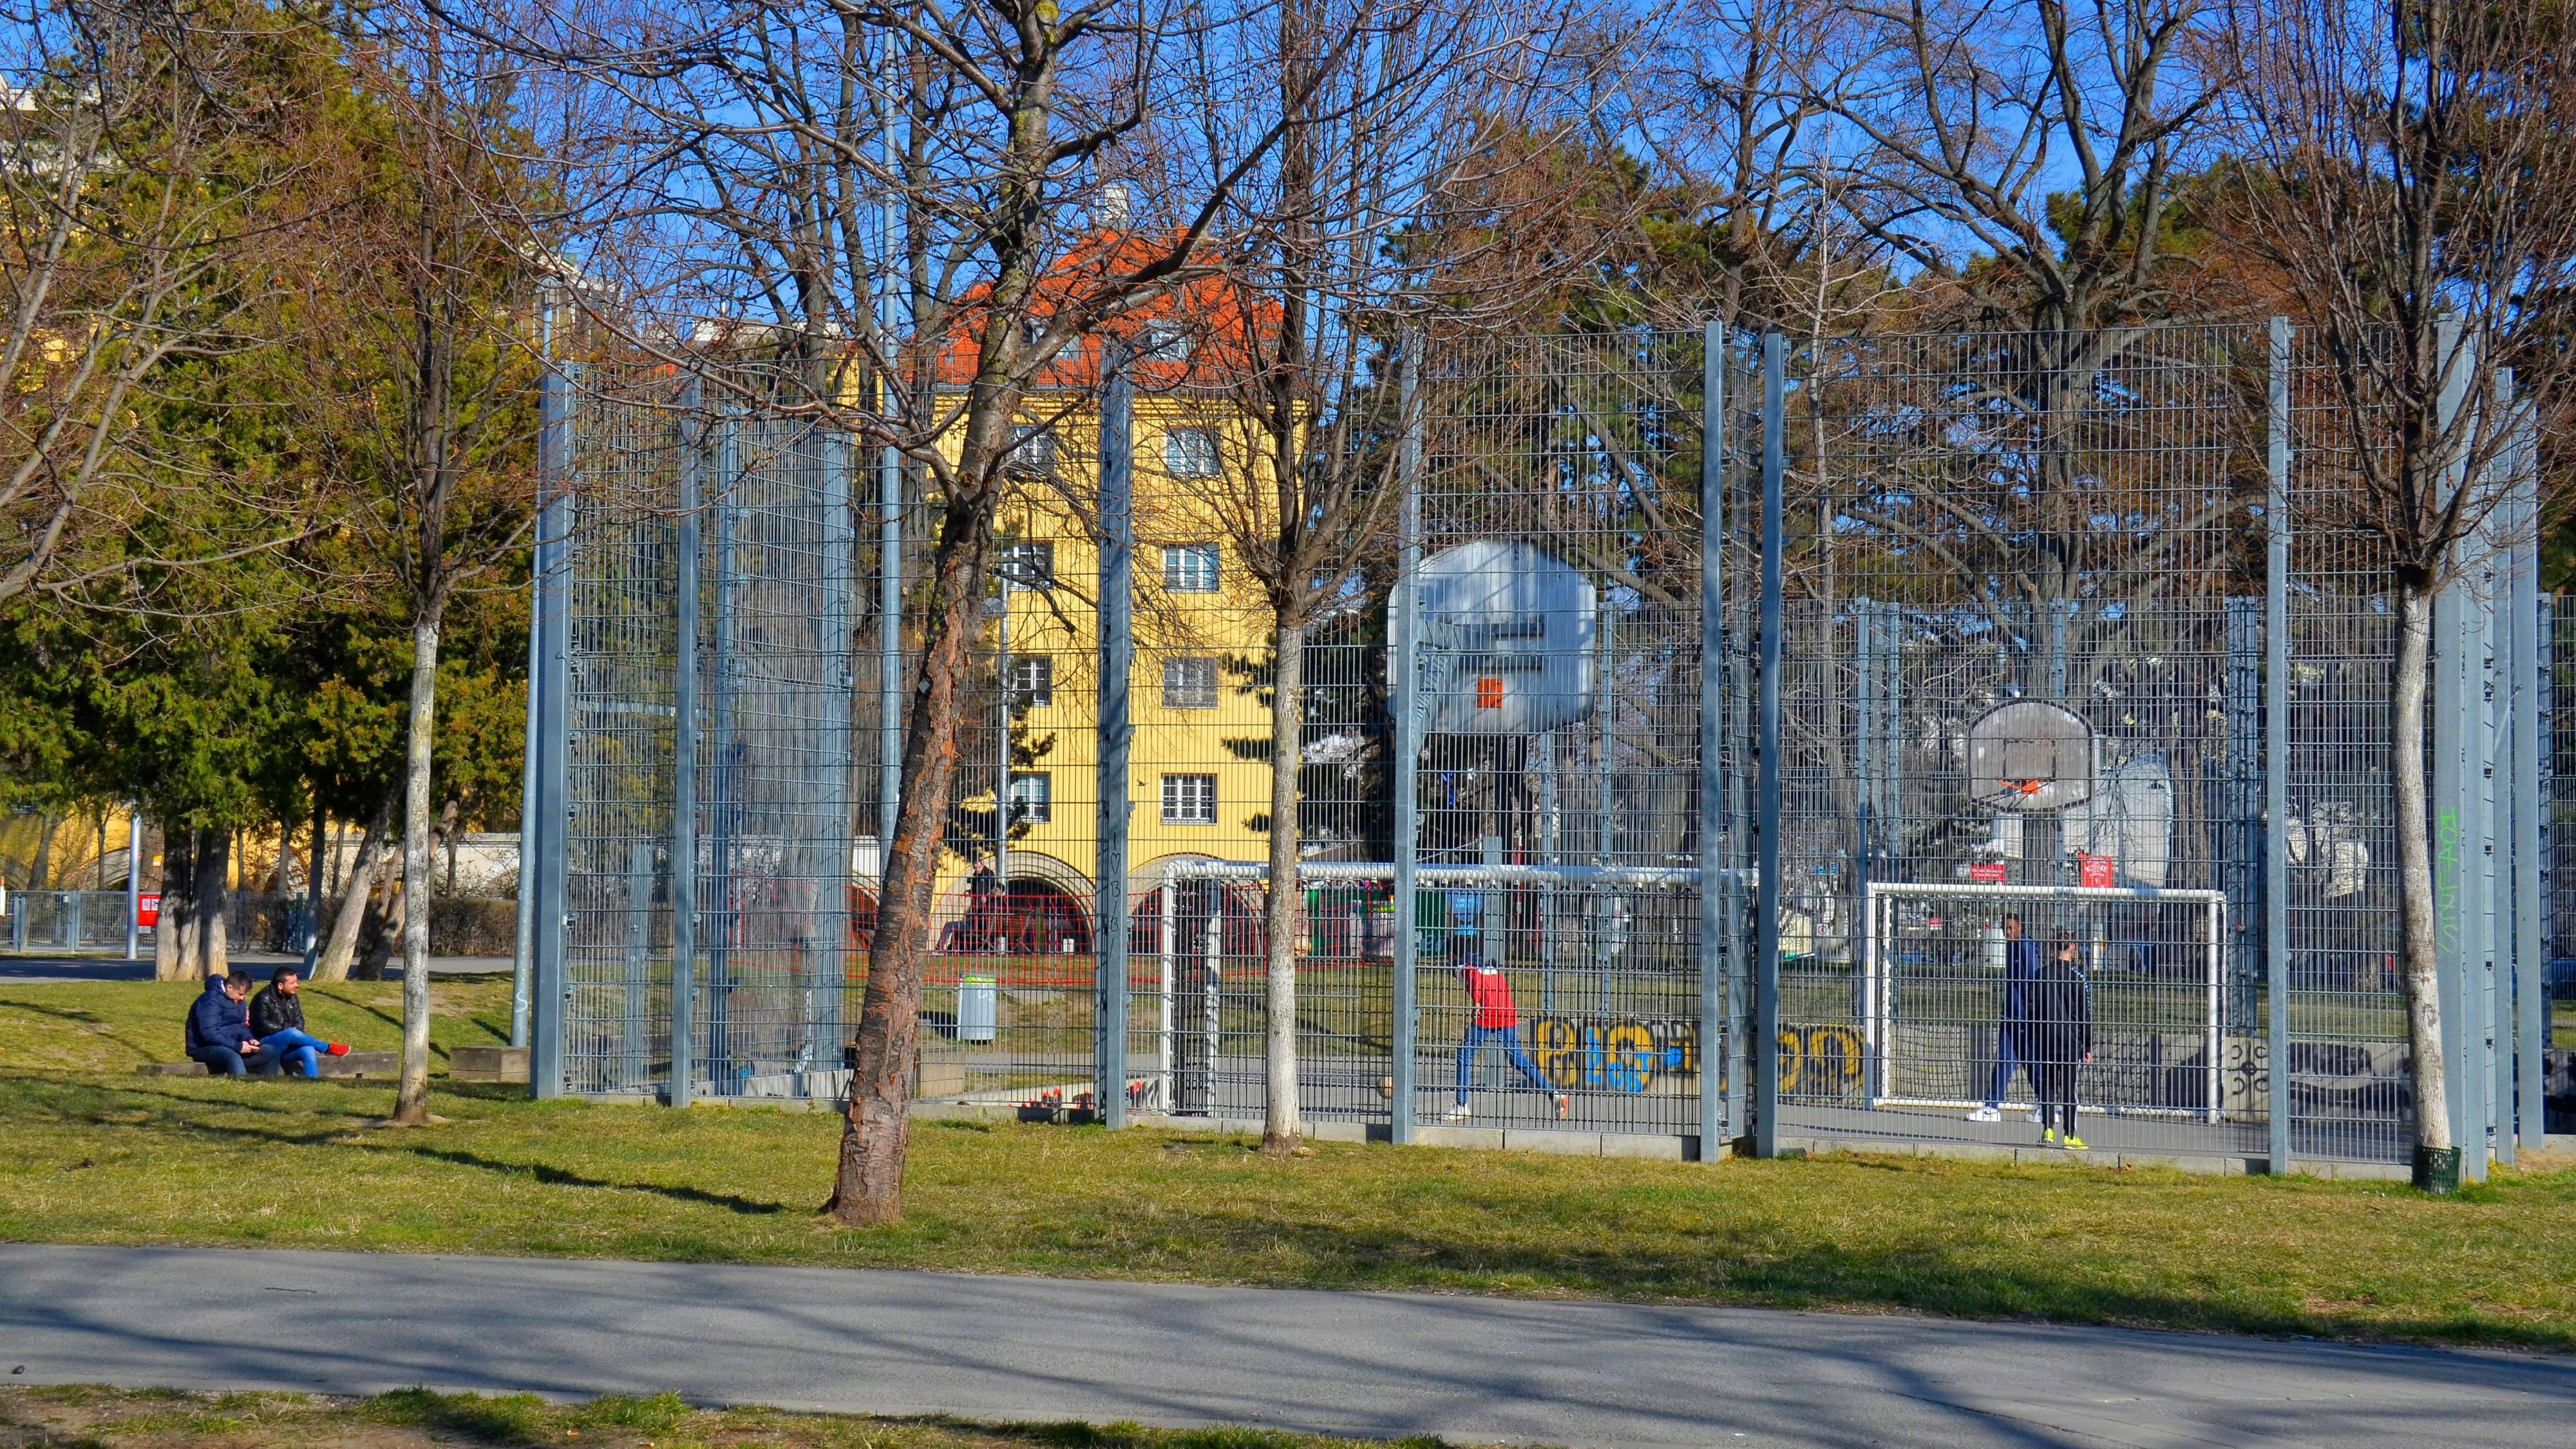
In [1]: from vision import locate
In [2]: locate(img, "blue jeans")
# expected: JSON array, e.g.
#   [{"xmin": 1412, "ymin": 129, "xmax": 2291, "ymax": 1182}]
[
  {"xmin": 1456, "ymin": 1023, "xmax": 1551, "ymax": 1102},
  {"xmin": 189, "ymin": 1045, "xmax": 281, "ymax": 1076},
  {"xmin": 1986, "ymin": 1028, "xmax": 2034, "ymax": 1107},
  {"xmin": 258, "ymin": 1028, "xmax": 328, "ymax": 1078}
]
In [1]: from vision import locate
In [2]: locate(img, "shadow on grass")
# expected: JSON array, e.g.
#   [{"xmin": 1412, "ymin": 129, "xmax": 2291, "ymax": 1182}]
[
  {"xmin": 366, "ymin": 1142, "xmax": 796, "ymax": 1217},
  {"xmin": 3, "ymin": 1075, "xmax": 794, "ymax": 1216},
  {"xmin": 0, "ymin": 999, "xmax": 113, "ymax": 1028}
]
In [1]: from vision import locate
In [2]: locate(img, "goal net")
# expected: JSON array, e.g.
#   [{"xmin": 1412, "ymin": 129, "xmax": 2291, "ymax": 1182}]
[{"xmin": 1861, "ymin": 882, "xmax": 2226, "ymax": 1121}]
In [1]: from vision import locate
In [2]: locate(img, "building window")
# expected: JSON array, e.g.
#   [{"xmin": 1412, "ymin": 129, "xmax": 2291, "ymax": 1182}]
[
  {"xmin": 1163, "ymin": 656, "xmax": 1221, "ymax": 710},
  {"xmin": 1163, "ymin": 427, "xmax": 1220, "ymax": 477},
  {"xmin": 1161, "ymin": 773, "xmax": 1217, "ymax": 826},
  {"xmin": 1163, "ymin": 542, "xmax": 1220, "ymax": 592},
  {"xmin": 1141, "ymin": 324, "xmax": 1190, "ymax": 362},
  {"xmin": 1007, "ymin": 654, "xmax": 1053, "ymax": 709},
  {"xmin": 998, "ymin": 540, "xmax": 1054, "ymax": 591},
  {"xmin": 1005, "ymin": 423, "xmax": 1056, "ymax": 477},
  {"xmin": 1007, "ymin": 772, "xmax": 1052, "ymax": 826}
]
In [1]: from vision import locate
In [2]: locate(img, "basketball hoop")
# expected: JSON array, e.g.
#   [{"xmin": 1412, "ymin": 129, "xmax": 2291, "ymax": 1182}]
[{"xmin": 1965, "ymin": 699, "xmax": 2095, "ymax": 813}]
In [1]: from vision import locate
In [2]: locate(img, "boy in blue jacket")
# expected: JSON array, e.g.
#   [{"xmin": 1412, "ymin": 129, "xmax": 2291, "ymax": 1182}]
[{"xmin": 185, "ymin": 974, "xmax": 278, "ymax": 1075}]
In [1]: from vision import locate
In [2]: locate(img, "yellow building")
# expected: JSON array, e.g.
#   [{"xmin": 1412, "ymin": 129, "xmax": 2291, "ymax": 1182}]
[{"xmin": 929, "ymin": 388, "xmax": 1282, "ymax": 950}]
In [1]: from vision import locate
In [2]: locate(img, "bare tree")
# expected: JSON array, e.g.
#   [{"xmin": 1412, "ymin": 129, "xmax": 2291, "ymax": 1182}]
[
  {"xmin": 1171, "ymin": 0, "xmax": 1588, "ymax": 1151},
  {"xmin": 296, "ymin": 14, "xmax": 544, "ymax": 1122},
  {"xmin": 500, "ymin": 0, "xmax": 1488, "ymax": 1220},
  {"xmin": 1826, "ymin": 0, "xmax": 2222, "ymax": 649},
  {"xmin": 2219, "ymin": 0, "xmax": 2576, "ymax": 1184}
]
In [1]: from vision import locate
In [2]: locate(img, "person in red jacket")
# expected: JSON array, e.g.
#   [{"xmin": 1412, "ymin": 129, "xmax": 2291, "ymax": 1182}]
[{"xmin": 1445, "ymin": 957, "xmax": 1567, "ymax": 1122}]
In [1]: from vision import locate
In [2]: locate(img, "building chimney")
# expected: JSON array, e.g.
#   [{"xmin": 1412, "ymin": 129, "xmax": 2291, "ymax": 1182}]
[{"xmin": 1097, "ymin": 182, "xmax": 1130, "ymax": 232}]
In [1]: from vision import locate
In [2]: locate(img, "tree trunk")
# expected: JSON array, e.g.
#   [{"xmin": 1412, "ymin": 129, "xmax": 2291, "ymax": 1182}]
[
  {"xmin": 393, "ymin": 612, "xmax": 444, "ymax": 1124},
  {"xmin": 1262, "ymin": 614, "xmax": 1305, "ymax": 1152},
  {"xmin": 30, "ymin": 812, "xmax": 55, "ymax": 891},
  {"xmin": 2391, "ymin": 580, "xmax": 2450, "ymax": 1159},
  {"xmin": 302, "ymin": 798, "xmax": 326, "ymax": 969},
  {"xmin": 195, "ymin": 829, "xmax": 230, "ymax": 981},
  {"xmin": 312, "ymin": 791, "xmax": 395, "ymax": 983},
  {"xmin": 153, "ymin": 829, "xmax": 196, "ymax": 981},
  {"xmin": 827, "ymin": 520, "xmax": 997, "ymax": 1227}
]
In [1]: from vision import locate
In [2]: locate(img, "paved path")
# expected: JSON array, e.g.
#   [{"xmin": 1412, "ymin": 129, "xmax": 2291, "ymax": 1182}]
[{"xmin": 1, "ymin": 1245, "xmax": 2567, "ymax": 1448}]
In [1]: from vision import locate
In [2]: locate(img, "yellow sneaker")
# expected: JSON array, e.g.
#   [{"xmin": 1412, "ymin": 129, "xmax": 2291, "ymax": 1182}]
[
  {"xmin": 2063, "ymin": 1134, "xmax": 2088, "ymax": 1151},
  {"xmin": 2041, "ymin": 1127, "xmax": 2057, "ymax": 1144}
]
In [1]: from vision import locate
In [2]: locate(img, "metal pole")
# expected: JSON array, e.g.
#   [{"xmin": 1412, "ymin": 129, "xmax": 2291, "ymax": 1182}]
[
  {"xmin": 1754, "ymin": 332, "xmax": 1785, "ymax": 1159},
  {"xmin": 1595, "ymin": 609, "xmax": 1615, "ymax": 1021},
  {"xmin": 1389, "ymin": 336, "xmax": 1424, "ymax": 1144},
  {"xmin": 124, "ymin": 811, "xmax": 141, "ymax": 961},
  {"xmin": 511, "ymin": 536, "xmax": 542, "ymax": 1046},
  {"xmin": 528, "ymin": 287, "xmax": 575, "ymax": 1100},
  {"xmin": 877, "ymin": 108, "xmax": 905, "ymax": 864},
  {"xmin": 1697, "ymin": 318, "xmax": 1727, "ymax": 1159},
  {"xmin": 994, "ymin": 597, "xmax": 1010, "ymax": 894},
  {"xmin": 1095, "ymin": 354, "xmax": 1133, "ymax": 1127},
  {"xmin": 707, "ymin": 421, "xmax": 739, "ymax": 1089},
  {"xmin": 817, "ymin": 426, "xmax": 856, "ymax": 1069},
  {"xmin": 2266, "ymin": 317, "xmax": 2291, "ymax": 1173},
  {"xmin": 669, "ymin": 383, "xmax": 702, "ymax": 1107},
  {"xmin": 2512, "ymin": 402, "xmax": 2546, "ymax": 1151}
]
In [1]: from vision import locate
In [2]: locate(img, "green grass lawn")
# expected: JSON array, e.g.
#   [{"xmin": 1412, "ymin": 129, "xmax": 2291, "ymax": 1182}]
[
  {"xmin": 1, "ymin": 979, "xmax": 2572, "ymax": 1350},
  {"xmin": 0, "ymin": 1385, "xmax": 1436, "ymax": 1449},
  {"xmin": 0, "ymin": 976, "xmax": 518, "ymax": 1073}
]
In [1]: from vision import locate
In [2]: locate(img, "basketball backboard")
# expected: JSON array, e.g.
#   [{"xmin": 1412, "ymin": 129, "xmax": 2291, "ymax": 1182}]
[
  {"xmin": 1965, "ymin": 699, "xmax": 2095, "ymax": 813},
  {"xmin": 1405, "ymin": 540, "xmax": 1598, "ymax": 736}
]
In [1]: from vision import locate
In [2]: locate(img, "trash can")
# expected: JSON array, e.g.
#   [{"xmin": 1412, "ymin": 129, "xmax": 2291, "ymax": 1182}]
[{"xmin": 958, "ymin": 975, "xmax": 998, "ymax": 1044}]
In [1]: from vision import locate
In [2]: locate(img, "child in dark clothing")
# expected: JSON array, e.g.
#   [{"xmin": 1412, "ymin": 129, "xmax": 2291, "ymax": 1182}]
[{"xmin": 2031, "ymin": 937, "xmax": 2094, "ymax": 1148}]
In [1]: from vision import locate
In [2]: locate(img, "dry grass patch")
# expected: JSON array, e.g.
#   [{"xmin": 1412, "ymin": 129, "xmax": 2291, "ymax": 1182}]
[{"xmin": 0, "ymin": 1386, "xmax": 1456, "ymax": 1449}]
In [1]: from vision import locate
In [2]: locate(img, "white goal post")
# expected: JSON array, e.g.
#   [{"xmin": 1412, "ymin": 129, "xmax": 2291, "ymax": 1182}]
[{"xmin": 1861, "ymin": 880, "xmax": 2226, "ymax": 1122}]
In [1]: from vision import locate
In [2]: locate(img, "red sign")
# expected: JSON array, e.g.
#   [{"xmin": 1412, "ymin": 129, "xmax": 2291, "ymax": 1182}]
[
  {"xmin": 136, "ymin": 893, "xmax": 160, "ymax": 927},
  {"xmin": 1474, "ymin": 677, "xmax": 1504, "ymax": 709},
  {"xmin": 2078, "ymin": 853, "xmax": 2116, "ymax": 889},
  {"xmin": 1968, "ymin": 862, "xmax": 2008, "ymax": 884}
]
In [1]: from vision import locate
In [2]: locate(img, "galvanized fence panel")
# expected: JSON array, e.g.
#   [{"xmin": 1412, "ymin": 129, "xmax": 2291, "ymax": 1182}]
[
  {"xmin": 540, "ymin": 321, "xmax": 2555, "ymax": 1171},
  {"xmin": 553, "ymin": 365, "xmax": 857, "ymax": 1101}
]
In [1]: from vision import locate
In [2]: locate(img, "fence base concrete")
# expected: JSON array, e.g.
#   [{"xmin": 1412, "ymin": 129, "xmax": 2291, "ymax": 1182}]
[{"xmin": 1775, "ymin": 1132, "xmax": 2410, "ymax": 1180}]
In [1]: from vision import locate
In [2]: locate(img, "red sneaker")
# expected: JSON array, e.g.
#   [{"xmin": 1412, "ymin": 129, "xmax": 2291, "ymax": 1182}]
[{"xmin": 324, "ymin": 1043, "xmax": 350, "ymax": 1057}]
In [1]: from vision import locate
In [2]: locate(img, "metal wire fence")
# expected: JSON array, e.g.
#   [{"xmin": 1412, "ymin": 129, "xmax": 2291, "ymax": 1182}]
[
  {"xmin": 534, "ymin": 320, "xmax": 2551, "ymax": 1173},
  {"xmin": 547, "ymin": 363, "xmax": 857, "ymax": 1100}
]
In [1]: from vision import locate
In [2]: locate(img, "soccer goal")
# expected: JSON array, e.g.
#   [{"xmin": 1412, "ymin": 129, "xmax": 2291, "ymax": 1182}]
[{"xmin": 1861, "ymin": 881, "xmax": 2226, "ymax": 1121}]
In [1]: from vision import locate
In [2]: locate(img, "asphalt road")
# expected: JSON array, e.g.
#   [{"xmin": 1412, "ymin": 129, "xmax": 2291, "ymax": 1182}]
[{"xmin": 2, "ymin": 1244, "xmax": 2569, "ymax": 1448}]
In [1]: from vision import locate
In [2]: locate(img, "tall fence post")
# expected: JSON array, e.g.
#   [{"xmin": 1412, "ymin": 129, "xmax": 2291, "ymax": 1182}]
[
  {"xmin": 669, "ymin": 379, "xmax": 702, "ymax": 1108},
  {"xmin": 2511, "ymin": 404, "xmax": 2546, "ymax": 1153},
  {"xmin": 1096, "ymin": 353, "xmax": 1133, "ymax": 1128},
  {"xmin": 817, "ymin": 425, "xmax": 857, "ymax": 1069},
  {"xmin": 124, "ymin": 811, "xmax": 142, "ymax": 963},
  {"xmin": 1754, "ymin": 332, "xmax": 1785, "ymax": 1159},
  {"xmin": 528, "ymin": 287, "xmax": 574, "ymax": 1100},
  {"xmin": 1697, "ymin": 319, "xmax": 1727, "ymax": 1158},
  {"xmin": 511, "ymin": 546, "xmax": 542, "ymax": 1046},
  {"xmin": 1389, "ymin": 336, "xmax": 1424, "ymax": 1144},
  {"xmin": 2266, "ymin": 317, "xmax": 2292, "ymax": 1173}
]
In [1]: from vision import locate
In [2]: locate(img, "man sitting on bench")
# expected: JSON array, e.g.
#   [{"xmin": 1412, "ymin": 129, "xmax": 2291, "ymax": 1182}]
[
  {"xmin": 185, "ymin": 974, "xmax": 277, "ymax": 1075},
  {"xmin": 247, "ymin": 966, "xmax": 347, "ymax": 1078}
]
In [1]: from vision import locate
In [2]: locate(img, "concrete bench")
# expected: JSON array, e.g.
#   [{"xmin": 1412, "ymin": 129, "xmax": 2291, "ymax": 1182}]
[
  {"xmin": 137, "ymin": 1050, "xmax": 399, "ymax": 1079},
  {"xmin": 449, "ymin": 1045, "xmax": 527, "ymax": 1083}
]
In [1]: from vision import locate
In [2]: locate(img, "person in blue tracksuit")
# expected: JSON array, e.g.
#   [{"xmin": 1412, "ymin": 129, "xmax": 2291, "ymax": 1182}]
[{"xmin": 1967, "ymin": 913, "xmax": 2041, "ymax": 1123}]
